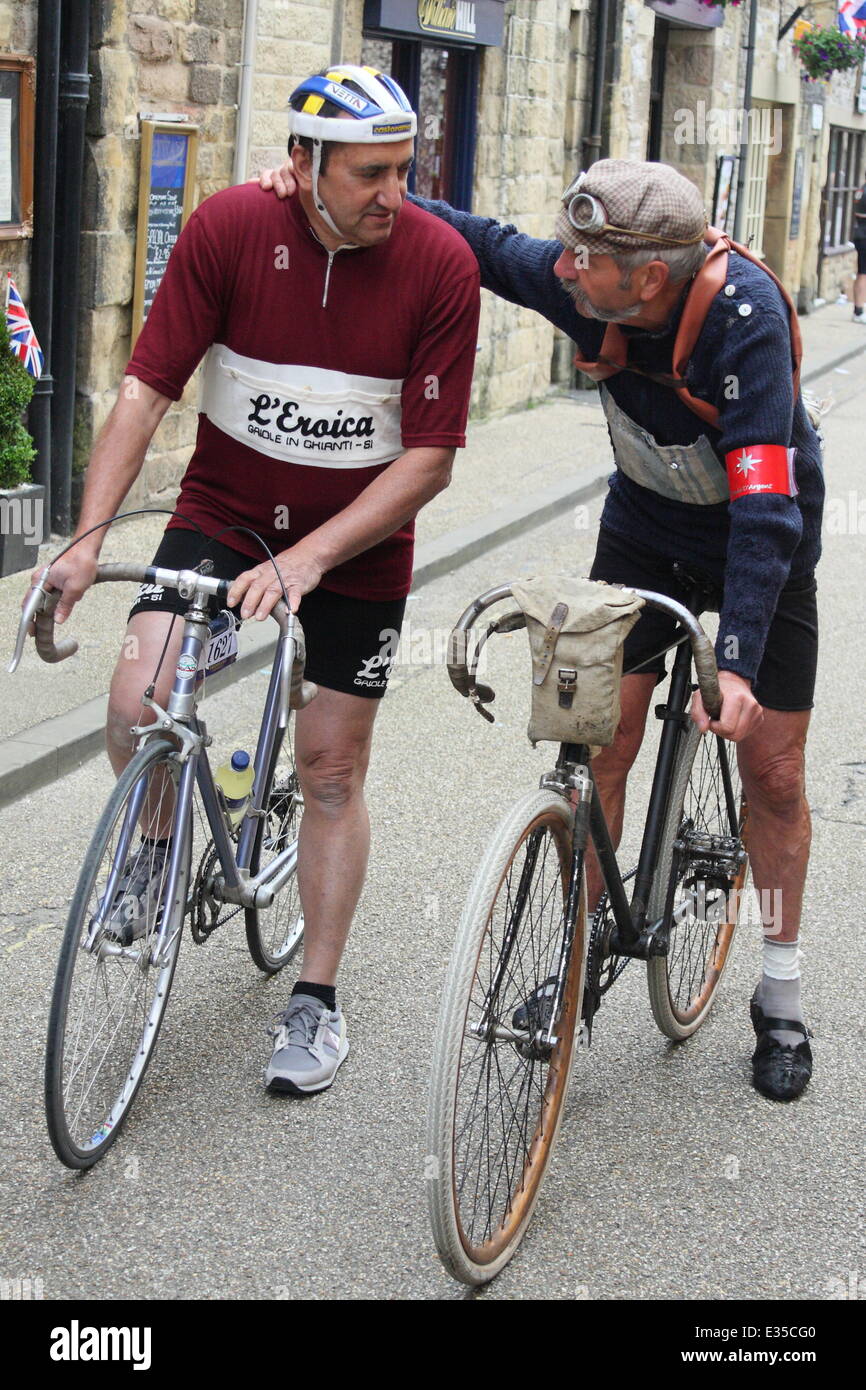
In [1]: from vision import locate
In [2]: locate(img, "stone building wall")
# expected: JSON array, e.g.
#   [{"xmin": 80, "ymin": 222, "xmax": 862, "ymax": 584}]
[
  {"xmin": 622, "ymin": 0, "xmax": 866, "ymax": 311},
  {"xmin": 469, "ymin": 0, "xmax": 588, "ymax": 416},
  {"xmin": 247, "ymin": 0, "xmax": 366, "ymax": 176},
  {"xmin": 8, "ymin": 0, "xmax": 864, "ymax": 512},
  {"xmin": 0, "ymin": 0, "xmax": 38, "ymax": 295},
  {"xmin": 608, "ymin": 0, "xmax": 656, "ymax": 163},
  {"xmin": 81, "ymin": 1, "xmax": 245, "ymax": 499},
  {"xmin": 255, "ymin": 0, "xmax": 592, "ymax": 419}
]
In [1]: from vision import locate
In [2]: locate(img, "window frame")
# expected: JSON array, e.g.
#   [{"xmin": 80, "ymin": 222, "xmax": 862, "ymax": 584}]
[
  {"xmin": 823, "ymin": 127, "xmax": 865, "ymax": 253},
  {"xmin": 361, "ymin": 33, "xmax": 479, "ymax": 210}
]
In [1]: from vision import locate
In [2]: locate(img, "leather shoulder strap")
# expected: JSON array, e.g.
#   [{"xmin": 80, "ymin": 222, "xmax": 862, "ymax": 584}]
[
  {"xmin": 671, "ymin": 225, "xmax": 802, "ymax": 429},
  {"xmin": 573, "ymin": 226, "xmax": 802, "ymax": 430},
  {"xmin": 572, "ymin": 321, "xmax": 628, "ymax": 381},
  {"xmin": 672, "ymin": 230, "xmax": 730, "ymax": 384}
]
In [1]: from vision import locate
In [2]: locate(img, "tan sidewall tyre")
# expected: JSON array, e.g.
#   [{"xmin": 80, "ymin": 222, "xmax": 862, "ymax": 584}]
[{"xmin": 426, "ymin": 788, "xmax": 585, "ymax": 1286}]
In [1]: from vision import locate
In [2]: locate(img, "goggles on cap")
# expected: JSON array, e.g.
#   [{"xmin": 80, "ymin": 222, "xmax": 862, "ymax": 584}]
[{"xmin": 561, "ymin": 172, "xmax": 706, "ymax": 248}]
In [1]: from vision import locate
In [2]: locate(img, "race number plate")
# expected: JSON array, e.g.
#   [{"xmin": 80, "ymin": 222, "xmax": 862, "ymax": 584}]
[{"xmin": 197, "ymin": 615, "xmax": 239, "ymax": 681}]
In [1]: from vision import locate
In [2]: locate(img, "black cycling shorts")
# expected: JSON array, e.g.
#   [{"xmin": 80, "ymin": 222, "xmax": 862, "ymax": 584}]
[
  {"xmin": 127, "ymin": 528, "xmax": 406, "ymax": 699},
  {"xmin": 855, "ymin": 236, "xmax": 866, "ymax": 276},
  {"xmin": 589, "ymin": 527, "xmax": 818, "ymax": 712}
]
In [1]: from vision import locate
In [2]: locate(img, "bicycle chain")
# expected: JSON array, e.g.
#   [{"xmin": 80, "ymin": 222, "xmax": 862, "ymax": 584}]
[
  {"xmin": 190, "ymin": 840, "xmax": 243, "ymax": 943},
  {"xmin": 582, "ymin": 867, "xmax": 636, "ymax": 1037}
]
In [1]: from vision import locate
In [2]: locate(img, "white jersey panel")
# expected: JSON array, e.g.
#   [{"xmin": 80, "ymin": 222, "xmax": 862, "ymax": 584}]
[{"xmin": 199, "ymin": 344, "xmax": 404, "ymax": 468}]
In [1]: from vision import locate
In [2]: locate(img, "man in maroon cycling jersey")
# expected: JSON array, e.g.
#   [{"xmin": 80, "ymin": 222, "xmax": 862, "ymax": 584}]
[{"xmin": 37, "ymin": 66, "xmax": 480, "ymax": 1096}]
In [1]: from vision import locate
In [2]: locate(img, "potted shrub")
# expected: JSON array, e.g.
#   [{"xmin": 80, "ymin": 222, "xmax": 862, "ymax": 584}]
[
  {"xmin": 0, "ymin": 314, "xmax": 45, "ymax": 577},
  {"xmin": 793, "ymin": 26, "xmax": 866, "ymax": 81}
]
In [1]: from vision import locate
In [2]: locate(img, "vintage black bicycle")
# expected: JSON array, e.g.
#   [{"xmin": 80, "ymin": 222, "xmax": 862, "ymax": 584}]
[
  {"xmin": 426, "ymin": 575, "xmax": 750, "ymax": 1285},
  {"xmin": 10, "ymin": 560, "xmax": 315, "ymax": 1170}
]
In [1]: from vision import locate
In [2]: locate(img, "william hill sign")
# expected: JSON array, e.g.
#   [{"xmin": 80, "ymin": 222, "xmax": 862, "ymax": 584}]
[
  {"xmin": 363, "ymin": 0, "xmax": 505, "ymax": 46},
  {"xmin": 418, "ymin": 1, "xmax": 476, "ymax": 37}
]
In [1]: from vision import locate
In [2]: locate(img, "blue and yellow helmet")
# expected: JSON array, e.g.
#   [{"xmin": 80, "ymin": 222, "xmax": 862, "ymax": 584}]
[{"xmin": 288, "ymin": 65, "xmax": 417, "ymax": 145}]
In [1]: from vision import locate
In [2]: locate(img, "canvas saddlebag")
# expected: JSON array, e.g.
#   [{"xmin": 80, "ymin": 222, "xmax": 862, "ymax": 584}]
[{"xmin": 510, "ymin": 578, "xmax": 645, "ymax": 748}]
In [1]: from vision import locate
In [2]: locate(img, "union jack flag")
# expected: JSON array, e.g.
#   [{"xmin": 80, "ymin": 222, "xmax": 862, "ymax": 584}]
[
  {"xmin": 4, "ymin": 273, "xmax": 43, "ymax": 379},
  {"xmin": 838, "ymin": 0, "xmax": 866, "ymax": 37}
]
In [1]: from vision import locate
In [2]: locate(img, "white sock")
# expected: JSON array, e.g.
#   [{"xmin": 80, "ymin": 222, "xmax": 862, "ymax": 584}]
[{"xmin": 757, "ymin": 938, "xmax": 805, "ymax": 1047}]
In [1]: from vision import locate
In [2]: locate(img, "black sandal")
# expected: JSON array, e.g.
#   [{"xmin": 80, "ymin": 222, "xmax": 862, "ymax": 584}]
[{"xmin": 749, "ymin": 994, "xmax": 813, "ymax": 1102}]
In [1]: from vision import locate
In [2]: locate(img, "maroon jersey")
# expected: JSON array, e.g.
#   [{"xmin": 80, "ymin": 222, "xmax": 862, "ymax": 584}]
[{"xmin": 125, "ymin": 185, "xmax": 480, "ymax": 599}]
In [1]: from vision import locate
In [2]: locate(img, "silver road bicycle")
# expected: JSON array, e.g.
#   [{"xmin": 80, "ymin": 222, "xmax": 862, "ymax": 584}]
[{"xmin": 10, "ymin": 560, "xmax": 316, "ymax": 1169}]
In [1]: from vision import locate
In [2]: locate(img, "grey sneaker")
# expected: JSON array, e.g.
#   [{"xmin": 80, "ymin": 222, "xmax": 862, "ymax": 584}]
[
  {"xmin": 98, "ymin": 840, "xmax": 169, "ymax": 946},
  {"xmin": 264, "ymin": 994, "xmax": 349, "ymax": 1095}
]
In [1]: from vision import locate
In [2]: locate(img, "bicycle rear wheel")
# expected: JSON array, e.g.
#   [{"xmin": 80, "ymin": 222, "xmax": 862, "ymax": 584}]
[
  {"xmin": 646, "ymin": 722, "xmax": 750, "ymax": 1040},
  {"xmin": 45, "ymin": 738, "xmax": 189, "ymax": 1169},
  {"xmin": 427, "ymin": 789, "xmax": 585, "ymax": 1285},
  {"xmin": 245, "ymin": 733, "xmax": 304, "ymax": 973}
]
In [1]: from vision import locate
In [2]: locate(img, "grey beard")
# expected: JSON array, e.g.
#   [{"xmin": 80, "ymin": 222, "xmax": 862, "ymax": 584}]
[{"xmin": 560, "ymin": 279, "xmax": 642, "ymax": 323}]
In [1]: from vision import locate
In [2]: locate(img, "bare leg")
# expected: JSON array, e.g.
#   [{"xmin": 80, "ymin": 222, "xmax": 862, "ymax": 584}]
[
  {"xmin": 107, "ymin": 611, "xmax": 185, "ymax": 838},
  {"xmin": 585, "ymin": 673, "xmax": 657, "ymax": 909},
  {"xmin": 735, "ymin": 709, "xmax": 811, "ymax": 943},
  {"xmin": 292, "ymin": 686, "xmax": 379, "ymax": 987},
  {"xmin": 853, "ymin": 271, "xmax": 866, "ymax": 313}
]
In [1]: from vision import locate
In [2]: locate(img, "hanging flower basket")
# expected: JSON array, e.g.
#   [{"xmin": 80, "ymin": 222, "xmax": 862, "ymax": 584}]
[{"xmin": 793, "ymin": 26, "xmax": 866, "ymax": 81}]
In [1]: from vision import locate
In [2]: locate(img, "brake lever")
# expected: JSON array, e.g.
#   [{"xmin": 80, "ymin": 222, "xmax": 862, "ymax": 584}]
[
  {"xmin": 8, "ymin": 571, "xmax": 80, "ymax": 673},
  {"xmin": 8, "ymin": 577, "xmax": 50, "ymax": 674}
]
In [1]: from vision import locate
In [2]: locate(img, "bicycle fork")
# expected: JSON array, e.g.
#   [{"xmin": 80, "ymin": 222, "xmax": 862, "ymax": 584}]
[
  {"xmin": 471, "ymin": 764, "xmax": 592, "ymax": 1055},
  {"xmin": 541, "ymin": 764, "xmax": 592, "ymax": 1053}
]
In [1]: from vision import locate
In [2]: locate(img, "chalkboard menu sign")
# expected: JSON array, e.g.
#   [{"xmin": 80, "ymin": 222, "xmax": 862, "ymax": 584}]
[{"xmin": 132, "ymin": 119, "xmax": 198, "ymax": 346}]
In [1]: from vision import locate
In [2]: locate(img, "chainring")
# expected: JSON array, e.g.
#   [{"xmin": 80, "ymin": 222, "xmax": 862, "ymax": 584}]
[{"xmin": 190, "ymin": 840, "xmax": 242, "ymax": 943}]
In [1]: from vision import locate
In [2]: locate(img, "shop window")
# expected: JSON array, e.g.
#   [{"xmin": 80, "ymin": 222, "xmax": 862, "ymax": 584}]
[
  {"xmin": 742, "ymin": 108, "xmax": 771, "ymax": 257},
  {"xmin": 824, "ymin": 128, "xmax": 864, "ymax": 251},
  {"xmin": 360, "ymin": 35, "xmax": 478, "ymax": 208}
]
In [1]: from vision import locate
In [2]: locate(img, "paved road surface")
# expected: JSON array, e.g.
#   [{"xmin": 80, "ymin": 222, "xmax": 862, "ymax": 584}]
[{"xmin": 1, "ymin": 362, "xmax": 864, "ymax": 1301}]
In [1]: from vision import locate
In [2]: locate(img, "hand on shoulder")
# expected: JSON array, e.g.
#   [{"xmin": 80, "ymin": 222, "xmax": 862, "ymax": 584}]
[{"xmin": 251, "ymin": 159, "xmax": 296, "ymax": 198}]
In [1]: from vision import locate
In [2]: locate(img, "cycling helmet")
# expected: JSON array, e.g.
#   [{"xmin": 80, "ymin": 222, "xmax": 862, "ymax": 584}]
[{"xmin": 288, "ymin": 65, "xmax": 417, "ymax": 237}]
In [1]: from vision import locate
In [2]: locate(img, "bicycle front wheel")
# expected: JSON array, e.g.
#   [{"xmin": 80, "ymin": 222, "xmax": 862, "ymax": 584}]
[
  {"xmin": 245, "ymin": 735, "xmax": 304, "ymax": 974},
  {"xmin": 45, "ymin": 738, "xmax": 189, "ymax": 1169},
  {"xmin": 646, "ymin": 722, "xmax": 750, "ymax": 1040},
  {"xmin": 427, "ymin": 789, "xmax": 586, "ymax": 1286}
]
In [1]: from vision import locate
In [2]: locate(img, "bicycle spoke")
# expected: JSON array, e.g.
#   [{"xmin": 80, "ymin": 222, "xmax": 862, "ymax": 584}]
[
  {"xmin": 648, "ymin": 727, "xmax": 749, "ymax": 1037},
  {"xmin": 449, "ymin": 807, "xmax": 580, "ymax": 1255},
  {"xmin": 46, "ymin": 741, "xmax": 186, "ymax": 1166}
]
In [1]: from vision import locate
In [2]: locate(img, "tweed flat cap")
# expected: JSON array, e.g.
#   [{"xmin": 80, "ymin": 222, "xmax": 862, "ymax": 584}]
[{"xmin": 555, "ymin": 159, "xmax": 708, "ymax": 256}]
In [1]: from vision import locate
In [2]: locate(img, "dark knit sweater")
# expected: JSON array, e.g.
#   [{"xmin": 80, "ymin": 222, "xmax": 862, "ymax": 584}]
[{"xmin": 412, "ymin": 196, "xmax": 825, "ymax": 683}]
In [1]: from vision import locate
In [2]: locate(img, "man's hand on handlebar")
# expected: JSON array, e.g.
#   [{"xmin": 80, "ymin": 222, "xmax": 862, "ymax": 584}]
[
  {"xmin": 227, "ymin": 544, "xmax": 323, "ymax": 620},
  {"xmin": 690, "ymin": 669, "xmax": 763, "ymax": 743},
  {"xmin": 255, "ymin": 158, "xmax": 296, "ymax": 198},
  {"xmin": 26, "ymin": 546, "xmax": 100, "ymax": 627}
]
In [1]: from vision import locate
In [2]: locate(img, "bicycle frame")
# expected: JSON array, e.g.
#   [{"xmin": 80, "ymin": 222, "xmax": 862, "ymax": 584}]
[
  {"xmin": 63, "ymin": 564, "xmax": 305, "ymax": 969},
  {"xmin": 530, "ymin": 583, "xmax": 743, "ymax": 1054},
  {"xmin": 452, "ymin": 578, "xmax": 738, "ymax": 1055}
]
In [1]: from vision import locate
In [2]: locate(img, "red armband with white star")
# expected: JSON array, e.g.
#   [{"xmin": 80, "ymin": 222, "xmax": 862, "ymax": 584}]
[{"xmin": 725, "ymin": 445, "xmax": 798, "ymax": 501}]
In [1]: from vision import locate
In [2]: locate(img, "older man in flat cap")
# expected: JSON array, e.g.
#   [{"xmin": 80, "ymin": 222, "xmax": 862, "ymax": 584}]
[{"xmin": 262, "ymin": 156, "xmax": 823, "ymax": 1103}]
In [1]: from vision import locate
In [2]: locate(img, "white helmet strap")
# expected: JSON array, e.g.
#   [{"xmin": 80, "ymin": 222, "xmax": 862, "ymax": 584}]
[{"xmin": 309, "ymin": 139, "xmax": 346, "ymax": 240}]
